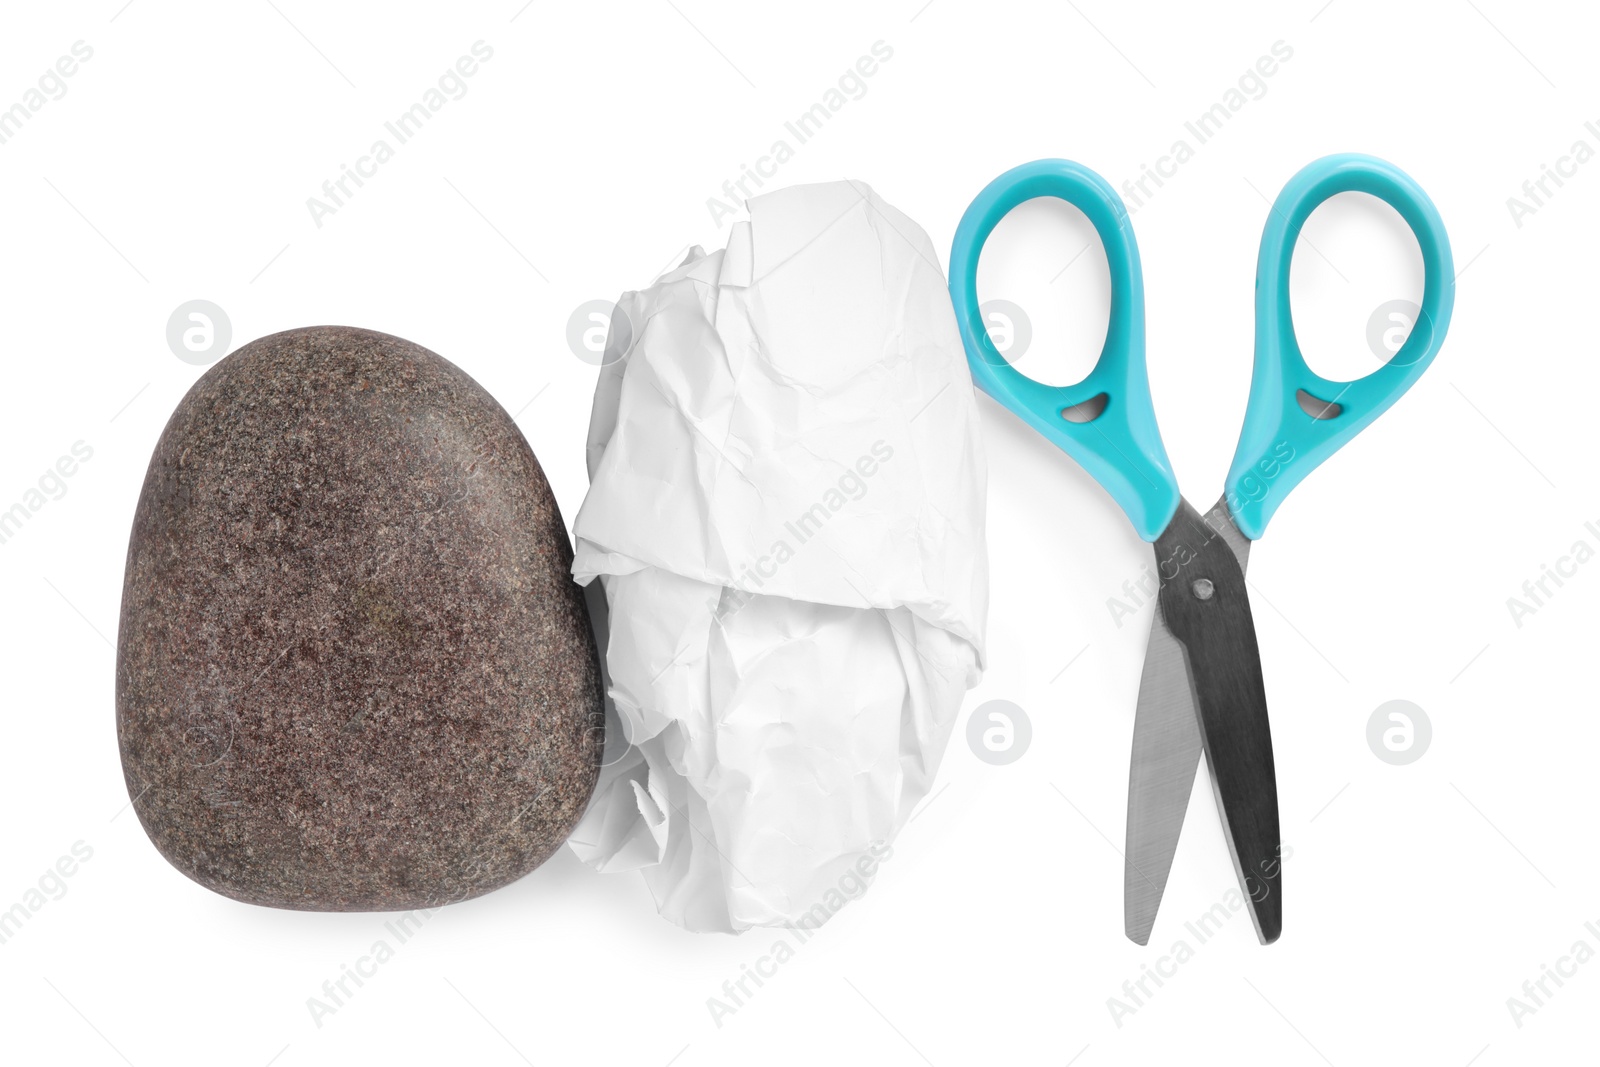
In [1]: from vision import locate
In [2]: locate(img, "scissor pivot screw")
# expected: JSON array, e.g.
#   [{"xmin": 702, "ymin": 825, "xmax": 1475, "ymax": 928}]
[{"xmin": 1191, "ymin": 578, "xmax": 1215, "ymax": 601}]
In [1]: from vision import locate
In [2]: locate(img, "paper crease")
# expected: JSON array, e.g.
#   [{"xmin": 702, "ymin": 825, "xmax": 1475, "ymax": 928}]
[{"xmin": 567, "ymin": 181, "xmax": 987, "ymax": 932}]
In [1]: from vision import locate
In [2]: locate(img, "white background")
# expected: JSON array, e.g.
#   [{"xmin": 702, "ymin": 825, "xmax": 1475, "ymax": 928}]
[{"xmin": 1, "ymin": 1, "xmax": 1594, "ymax": 1064}]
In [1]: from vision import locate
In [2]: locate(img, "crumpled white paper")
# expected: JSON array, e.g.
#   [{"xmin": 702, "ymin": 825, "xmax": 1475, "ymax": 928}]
[{"xmin": 567, "ymin": 180, "xmax": 987, "ymax": 932}]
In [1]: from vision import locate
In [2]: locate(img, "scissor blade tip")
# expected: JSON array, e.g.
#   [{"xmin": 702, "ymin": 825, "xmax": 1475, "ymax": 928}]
[{"xmin": 1248, "ymin": 904, "xmax": 1282, "ymax": 945}]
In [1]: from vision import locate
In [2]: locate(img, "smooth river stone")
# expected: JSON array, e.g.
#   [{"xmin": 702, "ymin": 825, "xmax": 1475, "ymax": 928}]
[{"xmin": 116, "ymin": 326, "xmax": 603, "ymax": 911}]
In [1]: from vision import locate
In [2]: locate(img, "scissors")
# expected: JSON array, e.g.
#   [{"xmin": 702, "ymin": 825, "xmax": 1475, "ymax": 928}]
[{"xmin": 949, "ymin": 155, "xmax": 1454, "ymax": 944}]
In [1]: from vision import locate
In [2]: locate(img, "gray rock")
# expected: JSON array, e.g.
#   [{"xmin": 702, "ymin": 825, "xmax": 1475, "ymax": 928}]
[{"xmin": 116, "ymin": 326, "xmax": 603, "ymax": 911}]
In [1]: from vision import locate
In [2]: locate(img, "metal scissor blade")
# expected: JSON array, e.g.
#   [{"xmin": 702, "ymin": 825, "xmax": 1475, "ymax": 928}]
[
  {"xmin": 1156, "ymin": 497, "xmax": 1279, "ymax": 943},
  {"xmin": 1125, "ymin": 499, "xmax": 1252, "ymax": 945},
  {"xmin": 1124, "ymin": 592, "xmax": 1203, "ymax": 945}
]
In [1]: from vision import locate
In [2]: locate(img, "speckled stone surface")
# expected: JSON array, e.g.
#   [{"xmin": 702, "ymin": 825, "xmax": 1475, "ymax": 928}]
[{"xmin": 116, "ymin": 326, "xmax": 603, "ymax": 911}]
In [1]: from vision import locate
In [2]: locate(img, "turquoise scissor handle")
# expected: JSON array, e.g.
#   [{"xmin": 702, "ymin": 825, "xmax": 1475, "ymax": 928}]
[
  {"xmin": 1225, "ymin": 154, "xmax": 1455, "ymax": 540},
  {"xmin": 950, "ymin": 160, "xmax": 1179, "ymax": 542}
]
